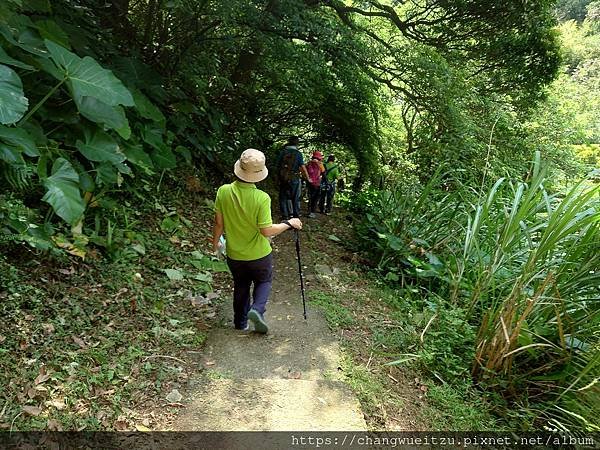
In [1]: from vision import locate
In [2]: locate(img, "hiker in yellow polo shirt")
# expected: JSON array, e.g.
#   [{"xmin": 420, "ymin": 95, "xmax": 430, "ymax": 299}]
[{"xmin": 212, "ymin": 149, "xmax": 302, "ymax": 333}]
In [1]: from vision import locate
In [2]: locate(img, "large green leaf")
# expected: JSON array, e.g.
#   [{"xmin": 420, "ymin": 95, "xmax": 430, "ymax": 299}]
[
  {"xmin": 142, "ymin": 124, "xmax": 165, "ymax": 150},
  {"xmin": 95, "ymin": 161, "xmax": 119, "ymax": 186},
  {"xmin": 0, "ymin": 145, "xmax": 23, "ymax": 164},
  {"xmin": 35, "ymin": 20, "xmax": 70, "ymax": 49},
  {"xmin": 42, "ymin": 157, "xmax": 85, "ymax": 225},
  {"xmin": 151, "ymin": 146, "xmax": 177, "ymax": 169},
  {"xmin": 76, "ymin": 96, "xmax": 131, "ymax": 139},
  {"xmin": 0, "ymin": 64, "xmax": 28, "ymax": 124},
  {"xmin": 76, "ymin": 130, "xmax": 126, "ymax": 164},
  {"xmin": 0, "ymin": 16, "xmax": 47, "ymax": 57},
  {"xmin": 0, "ymin": 125, "xmax": 39, "ymax": 156},
  {"xmin": 112, "ymin": 57, "xmax": 161, "ymax": 90},
  {"xmin": 132, "ymin": 88, "xmax": 165, "ymax": 123},
  {"xmin": 45, "ymin": 39, "xmax": 134, "ymax": 107},
  {"xmin": 0, "ymin": 44, "xmax": 34, "ymax": 70},
  {"xmin": 123, "ymin": 143, "xmax": 154, "ymax": 173},
  {"xmin": 31, "ymin": 52, "xmax": 63, "ymax": 80}
]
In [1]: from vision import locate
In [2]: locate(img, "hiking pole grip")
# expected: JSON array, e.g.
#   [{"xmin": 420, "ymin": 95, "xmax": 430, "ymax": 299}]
[{"xmin": 294, "ymin": 229, "xmax": 308, "ymax": 320}]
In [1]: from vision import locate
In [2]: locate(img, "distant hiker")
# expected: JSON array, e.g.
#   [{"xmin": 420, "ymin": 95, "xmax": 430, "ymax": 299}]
[
  {"xmin": 306, "ymin": 151, "xmax": 325, "ymax": 218},
  {"xmin": 213, "ymin": 149, "xmax": 302, "ymax": 333},
  {"xmin": 319, "ymin": 154, "xmax": 340, "ymax": 215},
  {"xmin": 276, "ymin": 136, "xmax": 309, "ymax": 220}
]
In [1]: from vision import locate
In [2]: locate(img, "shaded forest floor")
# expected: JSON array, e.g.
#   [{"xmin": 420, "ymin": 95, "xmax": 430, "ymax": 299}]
[{"xmin": 0, "ymin": 177, "xmax": 498, "ymax": 431}]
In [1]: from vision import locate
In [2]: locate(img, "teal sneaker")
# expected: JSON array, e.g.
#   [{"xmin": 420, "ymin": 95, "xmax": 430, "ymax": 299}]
[{"xmin": 248, "ymin": 309, "xmax": 269, "ymax": 334}]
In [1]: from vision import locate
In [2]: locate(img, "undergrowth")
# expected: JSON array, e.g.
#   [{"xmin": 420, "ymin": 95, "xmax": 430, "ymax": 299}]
[
  {"xmin": 307, "ymin": 275, "xmax": 499, "ymax": 431},
  {"xmin": 0, "ymin": 177, "xmax": 225, "ymax": 431}
]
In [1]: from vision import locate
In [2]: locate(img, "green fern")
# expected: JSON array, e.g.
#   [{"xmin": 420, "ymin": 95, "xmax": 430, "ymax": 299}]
[{"xmin": 0, "ymin": 161, "xmax": 34, "ymax": 191}]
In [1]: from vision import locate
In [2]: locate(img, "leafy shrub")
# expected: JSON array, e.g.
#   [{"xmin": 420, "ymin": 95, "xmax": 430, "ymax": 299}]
[
  {"xmin": 0, "ymin": 1, "xmax": 181, "ymax": 258},
  {"xmin": 353, "ymin": 153, "xmax": 600, "ymax": 431},
  {"xmin": 382, "ymin": 296, "xmax": 475, "ymax": 382},
  {"xmin": 0, "ymin": 193, "xmax": 54, "ymax": 251}
]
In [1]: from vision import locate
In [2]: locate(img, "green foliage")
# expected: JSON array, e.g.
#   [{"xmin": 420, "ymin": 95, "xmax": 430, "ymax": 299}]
[
  {"xmin": 0, "ymin": 64, "xmax": 28, "ymax": 124},
  {"xmin": 309, "ymin": 290, "xmax": 355, "ymax": 329},
  {"xmin": 353, "ymin": 153, "xmax": 600, "ymax": 431},
  {"xmin": 0, "ymin": 193, "xmax": 54, "ymax": 250},
  {"xmin": 422, "ymin": 382, "xmax": 499, "ymax": 431},
  {"xmin": 41, "ymin": 158, "xmax": 85, "ymax": 226},
  {"xmin": 556, "ymin": 0, "xmax": 596, "ymax": 22}
]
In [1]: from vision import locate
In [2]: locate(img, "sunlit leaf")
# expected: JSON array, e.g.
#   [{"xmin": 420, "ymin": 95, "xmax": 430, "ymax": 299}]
[
  {"xmin": 42, "ymin": 157, "xmax": 85, "ymax": 225},
  {"xmin": 164, "ymin": 269, "xmax": 184, "ymax": 281},
  {"xmin": 0, "ymin": 124, "xmax": 38, "ymax": 156},
  {"xmin": 45, "ymin": 39, "xmax": 134, "ymax": 106},
  {"xmin": 0, "ymin": 64, "xmax": 28, "ymax": 124},
  {"xmin": 76, "ymin": 130, "xmax": 126, "ymax": 164},
  {"xmin": 76, "ymin": 96, "xmax": 131, "ymax": 139}
]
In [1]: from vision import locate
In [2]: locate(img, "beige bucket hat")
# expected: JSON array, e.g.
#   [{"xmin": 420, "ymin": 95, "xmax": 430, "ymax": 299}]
[{"xmin": 234, "ymin": 148, "xmax": 268, "ymax": 183}]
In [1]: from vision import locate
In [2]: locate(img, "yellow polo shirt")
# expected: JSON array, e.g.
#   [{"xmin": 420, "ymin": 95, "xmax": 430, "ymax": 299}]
[{"xmin": 215, "ymin": 181, "xmax": 273, "ymax": 261}]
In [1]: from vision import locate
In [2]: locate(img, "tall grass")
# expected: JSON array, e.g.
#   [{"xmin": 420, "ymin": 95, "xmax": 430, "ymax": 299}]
[
  {"xmin": 460, "ymin": 154, "xmax": 600, "ymax": 430},
  {"xmin": 355, "ymin": 153, "xmax": 600, "ymax": 431}
]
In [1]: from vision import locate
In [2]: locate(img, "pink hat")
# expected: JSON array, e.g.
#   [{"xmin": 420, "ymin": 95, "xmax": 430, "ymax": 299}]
[{"xmin": 312, "ymin": 151, "xmax": 323, "ymax": 160}]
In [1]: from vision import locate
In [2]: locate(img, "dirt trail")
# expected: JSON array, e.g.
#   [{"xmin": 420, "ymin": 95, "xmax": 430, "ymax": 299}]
[{"xmin": 170, "ymin": 229, "xmax": 367, "ymax": 431}]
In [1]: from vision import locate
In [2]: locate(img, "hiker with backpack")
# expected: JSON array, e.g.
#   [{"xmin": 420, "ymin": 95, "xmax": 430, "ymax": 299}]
[
  {"xmin": 306, "ymin": 151, "xmax": 325, "ymax": 218},
  {"xmin": 276, "ymin": 136, "xmax": 309, "ymax": 220},
  {"xmin": 319, "ymin": 154, "xmax": 340, "ymax": 215},
  {"xmin": 212, "ymin": 148, "xmax": 302, "ymax": 334}
]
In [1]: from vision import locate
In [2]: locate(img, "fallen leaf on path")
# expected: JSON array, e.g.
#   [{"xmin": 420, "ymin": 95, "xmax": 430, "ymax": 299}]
[
  {"xmin": 71, "ymin": 335, "xmax": 87, "ymax": 349},
  {"xmin": 288, "ymin": 371, "xmax": 302, "ymax": 379},
  {"xmin": 45, "ymin": 399, "xmax": 66, "ymax": 410},
  {"xmin": 22, "ymin": 405, "xmax": 42, "ymax": 416},
  {"xmin": 114, "ymin": 420, "xmax": 128, "ymax": 431},
  {"xmin": 190, "ymin": 296, "xmax": 210, "ymax": 307},
  {"xmin": 34, "ymin": 367, "xmax": 52, "ymax": 385},
  {"xmin": 135, "ymin": 424, "xmax": 151, "ymax": 432},
  {"xmin": 166, "ymin": 389, "xmax": 182, "ymax": 403},
  {"xmin": 164, "ymin": 269, "xmax": 184, "ymax": 281}
]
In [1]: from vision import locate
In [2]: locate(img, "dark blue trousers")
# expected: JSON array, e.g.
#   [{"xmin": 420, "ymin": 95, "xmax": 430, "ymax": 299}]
[
  {"xmin": 279, "ymin": 179, "xmax": 301, "ymax": 218},
  {"xmin": 226, "ymin": 253, "xmax": 273, "ymax": 329}
]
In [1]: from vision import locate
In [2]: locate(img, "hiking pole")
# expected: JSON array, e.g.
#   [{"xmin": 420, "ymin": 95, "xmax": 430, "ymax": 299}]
[{"xmin": 293, "ymin": 229, "xmax": 308, "ymax": 320}]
